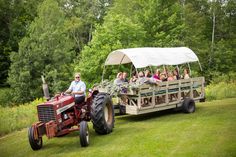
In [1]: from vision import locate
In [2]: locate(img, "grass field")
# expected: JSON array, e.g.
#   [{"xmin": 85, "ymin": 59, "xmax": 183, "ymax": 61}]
[{"xmin": 0, "ymin": 98, "xmax": 236, "ymax": 157}]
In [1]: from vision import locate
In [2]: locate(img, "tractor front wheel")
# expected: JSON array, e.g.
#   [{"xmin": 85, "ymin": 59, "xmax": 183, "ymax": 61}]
[
  {"xmin": 91, "ymin": 93, "xmax": 114, "ymax": 134},
  {"xmin": 79, "ymin": 121, "xmax": 89, "ymax": 147},
  {"xmin": 28, "ymin": 126, "xmax": 42, "ymax": 150}
]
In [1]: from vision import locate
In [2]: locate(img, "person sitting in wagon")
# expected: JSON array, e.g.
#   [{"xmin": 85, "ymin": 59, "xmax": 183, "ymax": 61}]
[
  {"xmin": 123, "ymin": 72, "xmax": 129, "ymax": 83},
  {"xmin": 160, "ymin": 73, "xmax": 167, "ymax": 82},
  {"xmin": 173, "ymin": 68, "xmax": 180, "ymax": 80},
  {"xmin": 136, "ymin": 71, "xmax": 146, "ymax": 84},
  {"xmin": 153, "ymin": 69, "xmax": 161, "ymax": 80},
  {"xmin": 130, "ymin": 71, "xmax": 138, "ymax": 83},
  {"xmin": 145, "ymin": 69, "xmax": 152, "ymax": 78},
  {"xmin": 167, "ymin": 71, "xmax": 175, "ymax": 81},
  {"xmin": 114, "ymin": 72, "xmax": 124, "ymax": 85},
  {"xmin": 144, "ymin": 70, "xmax": 161, "ymax": 84},
  {"xmin": 183, "ymin": 68, "xmax": 190, "ymax": 79}
]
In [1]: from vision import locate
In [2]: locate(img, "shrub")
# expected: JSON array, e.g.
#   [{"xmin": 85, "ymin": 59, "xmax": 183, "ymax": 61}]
[
  {"xmin": 210, "ymin": 71, "xmax": 236, "ymax": 84},
  {"xmin": 206, "ymin": 82, "xmax": 236, "ymax": 101},
  {"xmin": 0, "ymin": 88, "xmax": 14, "ymax": 107}
]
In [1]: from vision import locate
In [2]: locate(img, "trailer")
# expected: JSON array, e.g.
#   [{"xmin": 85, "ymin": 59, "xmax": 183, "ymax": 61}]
[{"xmin": 95, "ymin": 47, "xmax": 205, "ymax": 115}]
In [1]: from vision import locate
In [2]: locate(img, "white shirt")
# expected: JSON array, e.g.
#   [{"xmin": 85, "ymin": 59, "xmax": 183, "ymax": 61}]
[
  {"xmin": 68, "ymin": 80, "xmax": 86, "ymax": 97},
  {"xmin": 184, "ymin": 74, "xmax": 190, "ymax": 79}
]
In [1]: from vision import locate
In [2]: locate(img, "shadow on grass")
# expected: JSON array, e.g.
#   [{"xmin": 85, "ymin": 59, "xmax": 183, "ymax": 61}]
[
  {"xmin": 116, "ymin": 108, "xmax": 182, "ymax": 122},
  {"xmin": 116, "ymin": 105, "xmax": 206, "ymax": 123}
]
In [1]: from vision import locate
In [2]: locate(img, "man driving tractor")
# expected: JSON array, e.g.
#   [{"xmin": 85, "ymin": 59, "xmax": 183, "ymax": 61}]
[{"xmin": 65, "ymin": 72, "xmax": 86, "ymax": 104}]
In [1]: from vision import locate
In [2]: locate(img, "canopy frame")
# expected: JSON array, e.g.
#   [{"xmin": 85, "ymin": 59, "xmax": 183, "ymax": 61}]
[{"xmin": 102, "ymin": 47, "xmax": 202, "ymax": 81}]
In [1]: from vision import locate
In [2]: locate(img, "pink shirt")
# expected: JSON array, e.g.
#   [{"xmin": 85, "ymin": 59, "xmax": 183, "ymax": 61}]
[
  {"xmin": 153, "ymin": 74, "xmax": 160, "ymax": 80},
  {"xmin": 167, "ymin": 77, "xmax": 174, "ymax": 81}
]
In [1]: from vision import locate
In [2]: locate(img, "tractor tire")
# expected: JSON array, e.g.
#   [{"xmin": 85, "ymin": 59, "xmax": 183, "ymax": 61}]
[
  {"xmin": 28, "ymin": 126, "xmax": 42, "ymax": 150},
  {"xmin": 182, "ymin": 98, "xmax": 195, "ymax": 113},
  {"xmin": 79, "ymin": 121, "xmax": 89, "ymax": 147},
  {"xmin": 91, "ymin": 93, "xmax": 114, "ymax": 135}
]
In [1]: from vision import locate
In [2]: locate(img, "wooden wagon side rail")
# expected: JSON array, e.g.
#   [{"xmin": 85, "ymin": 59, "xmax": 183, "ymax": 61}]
[{"xmin": 124, "ymin": 77, "xmax": 205, "ymax": 115}]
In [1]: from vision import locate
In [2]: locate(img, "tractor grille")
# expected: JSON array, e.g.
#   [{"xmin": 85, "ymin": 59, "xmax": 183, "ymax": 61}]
[{"xmin": 37, "ymin": 105, "xmax": 56, "ymax": 123}]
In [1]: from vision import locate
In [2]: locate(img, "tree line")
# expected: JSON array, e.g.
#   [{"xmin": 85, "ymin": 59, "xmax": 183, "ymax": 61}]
[{"xmin": 0, "ymin": 0, "xmax": 235, "ymax": 104}]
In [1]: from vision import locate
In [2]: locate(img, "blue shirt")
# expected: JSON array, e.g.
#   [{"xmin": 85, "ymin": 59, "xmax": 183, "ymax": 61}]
[{"xmin": 68, "ymin": 80, "xmax": 86, "ymax": 97}]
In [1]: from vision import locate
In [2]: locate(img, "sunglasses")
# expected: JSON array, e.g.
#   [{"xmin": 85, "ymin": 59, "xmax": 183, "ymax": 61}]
[{"xmin": 75, "ymin": 76, "xmax": 80, "ymax": 78}]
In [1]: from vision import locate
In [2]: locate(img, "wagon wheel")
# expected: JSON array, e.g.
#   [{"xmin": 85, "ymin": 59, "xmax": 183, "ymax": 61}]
[{"xmin": 182, "ymin": 98, "xmax": 195, "ymax": 113}]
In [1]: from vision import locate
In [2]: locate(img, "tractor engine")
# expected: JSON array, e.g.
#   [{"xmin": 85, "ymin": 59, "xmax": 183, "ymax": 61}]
[
  {"xmin": 37, "ymin": 95, "xmax": 75, "ymax": 125},
  {"xmin": 34, "ymin": 95, "xmax": 80, "ymax": 139}
]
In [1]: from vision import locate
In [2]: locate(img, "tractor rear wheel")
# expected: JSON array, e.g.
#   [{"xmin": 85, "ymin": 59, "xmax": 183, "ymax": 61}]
[
  {"xmin": 28, "ymin": 126, "xmax": 42, "ymax": 150},
  {"xmin": 182, "ymin": 98, "xmax": 195, "ymax": 113},
  {"xmin": 91, "ymin": 93, "xmax": 114, "ymax": 134},
  {"xmin": 79, "ymin": 121, "xmax": 89, "ymax": 147}
]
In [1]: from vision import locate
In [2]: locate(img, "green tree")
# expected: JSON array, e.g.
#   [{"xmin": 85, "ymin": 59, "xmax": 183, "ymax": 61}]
[
  {"xmin": 76, "ymin": 13, "xmax": 145, "ymax": 85},
  {"xmin": 183, "ymin": 0, "xmax": 210, "ymax": 72},
  {"xmin": 8, "ymin": 0, "xmax": 75, "ymax": 103},
  {"xmin": 62, "ymin": 0, "xmax": 112, "ymax": 54},
  {"xmin": 0, "ymin": 0, "xmax": 43, "ymax": 87},
  {"xmin": 211, "ymin": 0, "xmax": 236, "ymax": 75}
]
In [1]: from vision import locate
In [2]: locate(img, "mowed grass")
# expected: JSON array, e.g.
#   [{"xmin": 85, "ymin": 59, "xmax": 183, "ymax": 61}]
[{"xmin": 0, "ymin": 98, "xmax": 236, "ymax": 157}]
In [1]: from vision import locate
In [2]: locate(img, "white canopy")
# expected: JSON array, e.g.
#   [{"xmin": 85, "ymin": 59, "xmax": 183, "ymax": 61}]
[{"xmin": 105, "ymin": 47, "xmax": 200, "ymax": 68}]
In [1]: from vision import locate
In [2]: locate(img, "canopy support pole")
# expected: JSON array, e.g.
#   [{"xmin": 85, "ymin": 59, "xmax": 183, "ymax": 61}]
[
  {"xmin": 176, "ymin": 65, "xmax": 180, "ymax": 78},
  {"xmin": 102, "ymin": 64, "xmax": 106, "ymax": 82},
  {"xmin": 135, "ymin": 68, "xmax": 139, "ymax": 79},
  {"xmin": 176, "ymin": 65, "xmax": 180, "ymax": 73},
  {"xmin": 130, "ymin": 64, "xmax": 132, "ymax": 78},
  {"xmin": 198, "ymin": 61, "xmax": 203, "ymax": 71},
  {"xmin": 118, "ymin": 54, "xmax": 126, "ymax": 71}
]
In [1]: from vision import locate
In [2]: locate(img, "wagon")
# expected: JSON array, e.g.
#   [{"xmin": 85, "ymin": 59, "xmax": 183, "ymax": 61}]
[{"xmin": 95, "ymin": 47, "xmax": 205, "ymax": 115}]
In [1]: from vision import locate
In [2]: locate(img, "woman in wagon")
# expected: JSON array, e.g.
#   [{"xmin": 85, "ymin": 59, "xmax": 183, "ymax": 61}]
[
  {"xmin": 65, "ymin": 72, "xmax": 86, "ymax": 104},
  {"xmin": 130, "ymin": 71, "xmax": 138, "ymax": 83},
  {"xmin": 153, "ymin": 69, "xmax": 161, "ymax": 80},
  {"xmin": 160, "ymin": 67, "xmax": 168, "ymax": 81},
  {"xmin": 173, "ymin": 68, "xmax": 180, "ymax": 80},
  {"xmin": 167, "ymin": 71, "xmax": 175, "ymax": 81},
  {"xmin": 144, "ymin": 69, "xmax": 152, "ymax": 78},
  {"xmin": 136, "ymin": 71, "xmax": 146, "ymax": 84},
  {"xmin": 183, "ymin": 68, "xmax": 190, "ymax": 79},
  {"xmin": 141, "ymin": 70, "xmax": 160, "ymax": 84}
]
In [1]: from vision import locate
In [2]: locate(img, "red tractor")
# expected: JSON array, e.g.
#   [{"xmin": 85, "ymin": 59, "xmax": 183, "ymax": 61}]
[{"xmin": 28, "ymin": 91, "xmax": 114, "ymax": 150}]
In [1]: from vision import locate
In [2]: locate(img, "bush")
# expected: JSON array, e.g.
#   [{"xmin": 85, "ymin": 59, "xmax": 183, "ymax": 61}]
[
  {"xmin": 206, "ymin": 82, "xmax": 236, "ymax": 101},
  {"xmin": 210, "ymin": 71, "xmax": 236, "ymax": 84},
  {"xmin": 0, "ymin": 98, "xmax": 44, "ymax": 136},
  {"xmin": 0, "ymin": 88, "xmax": 14, "ymax": 107}
]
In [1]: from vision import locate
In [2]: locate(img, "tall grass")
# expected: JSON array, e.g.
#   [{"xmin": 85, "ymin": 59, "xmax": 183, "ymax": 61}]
[
  {"xmin": 206, "ymin": 82, "xmax": 236, "ymax": 101},
  {"xmin": 0, "ymin": 98, "xmax": 44, "ymax": 136}
]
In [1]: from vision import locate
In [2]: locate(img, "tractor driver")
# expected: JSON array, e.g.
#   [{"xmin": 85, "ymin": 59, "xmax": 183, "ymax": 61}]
[{"xmin": 65, "ymin": 73, "xmax": 86, "ymax": 104}]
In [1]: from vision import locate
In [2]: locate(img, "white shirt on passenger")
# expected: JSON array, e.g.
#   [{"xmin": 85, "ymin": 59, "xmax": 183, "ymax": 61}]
[{"xmin": 184, "ymin": 74, "xmax": 190, "ymax": 79}]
